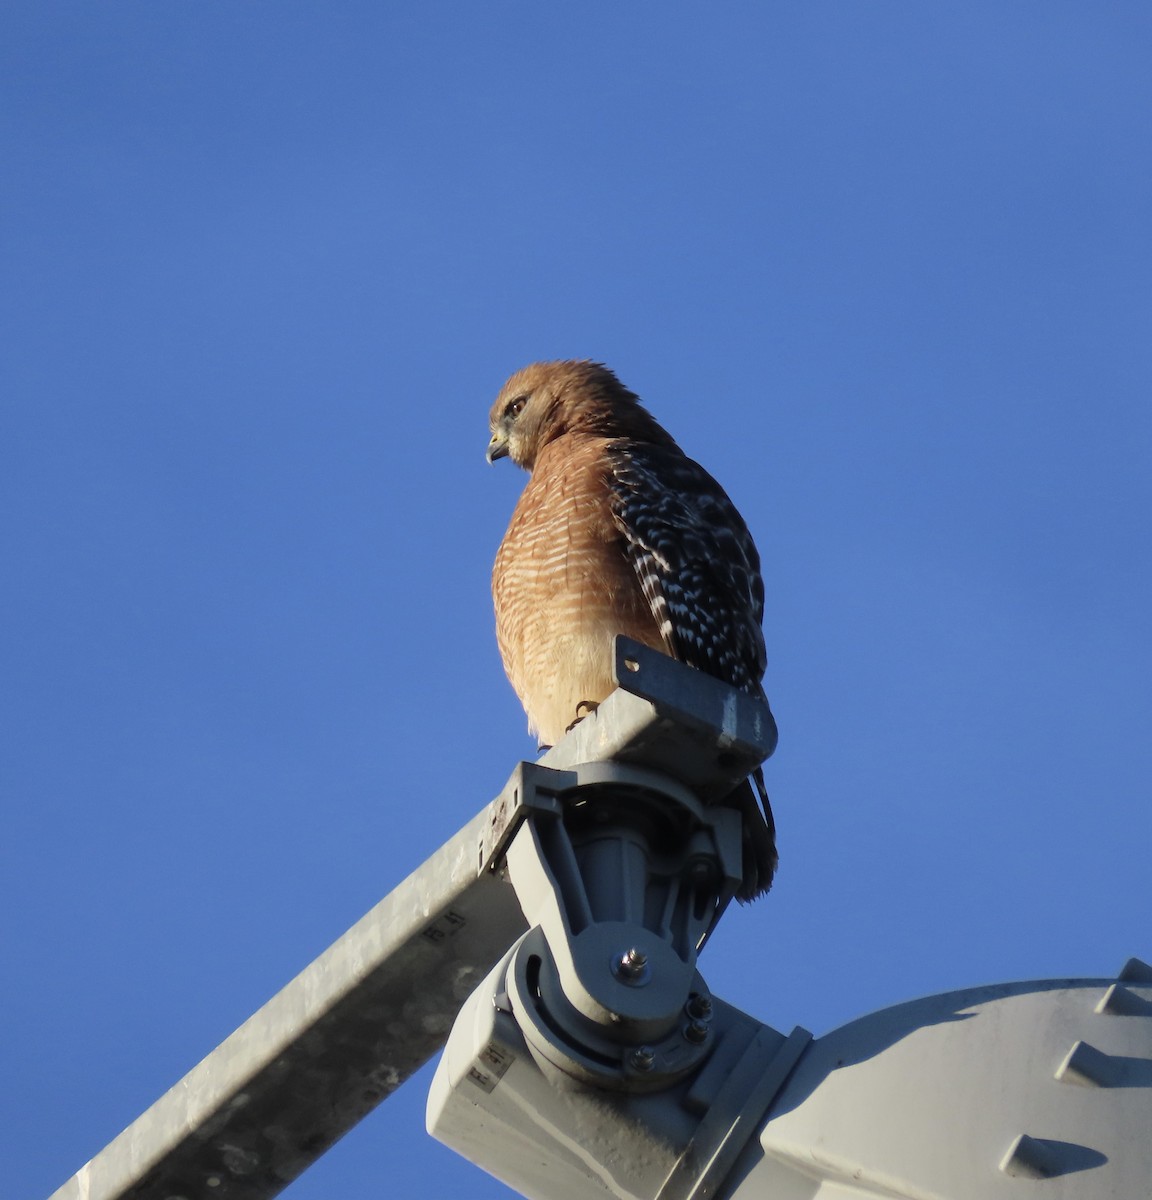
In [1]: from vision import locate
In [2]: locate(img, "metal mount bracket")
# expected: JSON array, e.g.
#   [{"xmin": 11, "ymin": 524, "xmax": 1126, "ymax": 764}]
[
  {"xmin": 473, "ymin": 638, "xmax": 778, "ymax": 1093},
  {"xmin": 541, "ymin": 636, "xmax": 777, "ymax": 799},
  {"xmin": 483, "ymin": 758, "xmax": 743, "ymax": 1091}
]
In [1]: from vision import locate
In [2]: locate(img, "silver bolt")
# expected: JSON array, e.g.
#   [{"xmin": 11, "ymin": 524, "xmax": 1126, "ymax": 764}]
[
  {"xmin": 615, "ymin": 946, "xmax": 650, "ymax": 985},
  {"xmin": 630, "ymin": 1045, "xmax": 656, "ymax": 1071}
]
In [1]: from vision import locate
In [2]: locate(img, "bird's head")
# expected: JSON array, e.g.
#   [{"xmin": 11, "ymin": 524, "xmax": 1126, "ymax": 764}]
[{"xmin": 486, "ymin": 360, "xmax": 672, "ymax": 470}]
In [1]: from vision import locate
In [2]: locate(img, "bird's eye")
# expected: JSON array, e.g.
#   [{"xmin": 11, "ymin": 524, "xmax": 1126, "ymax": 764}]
[{"xmin": 504, "ymin": 395, "xmax": 528, "ymax": 421}]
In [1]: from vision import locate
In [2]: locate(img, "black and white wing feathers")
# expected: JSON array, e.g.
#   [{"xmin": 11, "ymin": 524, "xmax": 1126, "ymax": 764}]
[
  {"xmin": 607, "ymin": 439, "xmax": 777, "ymax": 900},
  {"xmin": 606, "ymin": 441, "xmax": 767, "ymax": 697}
]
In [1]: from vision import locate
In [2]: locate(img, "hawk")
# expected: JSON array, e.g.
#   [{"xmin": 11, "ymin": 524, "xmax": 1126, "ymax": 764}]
[{"xmin": 487, "ymin": 360, "xmax": 777, "ymax": 899}]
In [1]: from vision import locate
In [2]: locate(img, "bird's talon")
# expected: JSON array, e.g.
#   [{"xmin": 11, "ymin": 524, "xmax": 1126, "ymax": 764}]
[{"xmin": 565, "ymin": 700, "xmax": 600, "ymax": 733}]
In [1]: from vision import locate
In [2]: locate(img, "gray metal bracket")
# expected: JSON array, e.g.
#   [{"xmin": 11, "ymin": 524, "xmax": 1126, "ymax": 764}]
[{"xmin": 541, "ymin": 637, "xmax": 777, "ymax": 801}]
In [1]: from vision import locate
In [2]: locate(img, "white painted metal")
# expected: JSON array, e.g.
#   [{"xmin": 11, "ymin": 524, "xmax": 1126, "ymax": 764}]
[{"xmin": 724, "ymin": 965, "xmax": 1152, "ymax": 1200}]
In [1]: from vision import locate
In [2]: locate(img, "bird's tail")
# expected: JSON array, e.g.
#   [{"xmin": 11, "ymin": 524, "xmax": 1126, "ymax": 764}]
[{"xmin": 729, "ymin": 765, "xmax": 778, "ymax": 902}]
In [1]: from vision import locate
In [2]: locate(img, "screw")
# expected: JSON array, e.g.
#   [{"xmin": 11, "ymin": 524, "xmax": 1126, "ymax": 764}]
[
  {"xmin": 686, "ymin": 993, "xmax": 713, "ymax": 1020},
  {"xmin": 630, "ymin": 1046, "xmax": 655, "ymax": 1071},
  {"xmin": 615, "ymin": 946, "xmax": 650, "ymax": 985},
  {"xmin": 621, "ymin": 946, "xmax": 647, "ymax": 970}
]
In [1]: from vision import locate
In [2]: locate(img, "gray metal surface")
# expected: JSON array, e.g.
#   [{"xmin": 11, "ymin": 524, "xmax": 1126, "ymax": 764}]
[
  {"xmin": 48, "ymin": 807, "xmax": 527, "ymax": 1200},
  {"xmin": 656, "ymin": 1026, "xmax": 810, "ymax": 1200}
]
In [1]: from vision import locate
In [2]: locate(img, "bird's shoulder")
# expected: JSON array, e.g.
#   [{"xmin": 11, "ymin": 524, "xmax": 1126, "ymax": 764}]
[{"xmin": 605, "ymin": 441, "xmax": 759, "ymax": 565}]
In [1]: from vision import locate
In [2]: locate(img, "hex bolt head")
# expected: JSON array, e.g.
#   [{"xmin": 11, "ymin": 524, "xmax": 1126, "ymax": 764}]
[
  {"xmin": 684, "ymin": 1019, "xmax": 710, "ymax": 1045},
  {"xmin": 630, "ymin": 1046, "xmax": 656, "ymax": 1071},
  {"xmin": 686, "ymin": 993, "xmax": 713, "ymax": 1020}
]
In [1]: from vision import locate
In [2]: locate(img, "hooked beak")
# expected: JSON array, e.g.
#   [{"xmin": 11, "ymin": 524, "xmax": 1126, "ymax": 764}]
[{"xmin": 486, "ymin": 432, "xmax": 510, "ymax": 463}]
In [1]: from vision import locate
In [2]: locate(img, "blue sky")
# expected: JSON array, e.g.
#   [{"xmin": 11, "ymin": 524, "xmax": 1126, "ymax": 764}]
[{"xmin": 3, "ymin": 5, "xmax": 1150, "ymax": 1197}]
